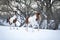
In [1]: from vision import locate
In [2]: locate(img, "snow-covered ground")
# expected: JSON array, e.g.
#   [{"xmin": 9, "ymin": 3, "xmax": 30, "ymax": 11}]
[{"xmin": 0, "ymin": 26, "xmax": 60, "ymax": 40}]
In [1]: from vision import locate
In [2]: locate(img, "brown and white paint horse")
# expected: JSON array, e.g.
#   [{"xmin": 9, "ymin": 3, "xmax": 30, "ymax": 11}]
[
  {"xmin": 7, "ymin": 15, "xmax": 20, "ymax": 27},
  {"xmin": 25, "ymin": 12, "xmax": 42, "ymax": 31}
]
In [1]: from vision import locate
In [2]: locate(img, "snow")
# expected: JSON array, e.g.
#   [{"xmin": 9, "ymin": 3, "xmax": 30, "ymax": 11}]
[
  {"xmin": 30, "ymin": 2, "xmax": 38, "ymax": 9},
  {"xmin": 11, "ymin": 1, "xmax": 19, "ymax": 7},
  {"xmin": 17, "ymin": 10, "xmax": 21, "ymax": 14},
  {"xmin": 3, "ymin": 21, "xmax": 10, "ymax": 26},
  {"xmin": 0, "ymin": 19, "xmax": 3, "ymax": 23},
  {"xmin": 58, "ymin": 24, "xmax": 60, "ymax": 30},
  {"xmin": 0, "ymin": 26, "xmax": 60, "ymax": 40},
  {"xmin": 42, "ymin": 12, "xmax": 47, "ymax": 18},
  {"xmin": 21, "ymin": 4, "xmax": 26, "ymax": 8},
  {"xmin": 41, "ymin": 20, "xmax": 47, "ymax": 29}
]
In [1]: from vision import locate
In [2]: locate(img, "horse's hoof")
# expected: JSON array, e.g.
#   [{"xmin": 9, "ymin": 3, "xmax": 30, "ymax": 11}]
[
  {"xmin": 10, "ymin": 27, "xmax": 12, "ymax": 30},
  {"xmin": 13, "ymin": 27, "xmax": 15, "ymax": 29},
  {"xmin": 38, "ymin": 29, "xmax": 39, "ymax": 31},
  {"xmin": 25, "ymin": 29, "xmax": 28, "ymax": 32}
]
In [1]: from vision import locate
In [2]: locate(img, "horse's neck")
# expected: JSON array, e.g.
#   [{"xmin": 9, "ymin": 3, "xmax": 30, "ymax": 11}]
[
  {"xmin": 37, "ymin": 15, "xmax": 41, "ymax": 22},
  {"xmin": 32, "ymin": 15, "xmax": 36, "ymax": 19}
]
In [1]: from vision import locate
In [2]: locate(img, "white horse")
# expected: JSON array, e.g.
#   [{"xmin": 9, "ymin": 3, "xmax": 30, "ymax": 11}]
[{"xmin": 25, "ymin": 12, "xmax": 42, "ymax": 31}]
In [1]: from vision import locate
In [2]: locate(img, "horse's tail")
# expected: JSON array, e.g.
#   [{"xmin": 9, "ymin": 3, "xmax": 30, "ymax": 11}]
[{"xmin": 25, "ymin": 16, "xmax": 29, "ymax": 24}]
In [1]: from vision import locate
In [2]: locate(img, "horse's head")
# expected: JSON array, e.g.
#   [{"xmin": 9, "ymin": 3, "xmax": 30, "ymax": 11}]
[
  {"xmin": 25, "ymin": 16, "xmax": 29, "ymax": 24},
  {"xmin": 35, "ymin": 12, "xmax": 40, "ymax": 21}
]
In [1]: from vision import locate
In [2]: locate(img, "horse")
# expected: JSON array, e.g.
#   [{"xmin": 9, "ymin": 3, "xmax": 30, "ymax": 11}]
[
  {"xmin": 25, "ymin": 12, "xmax": 42, "ymax": 31},
  {"xmin": 7, "ymin": 15, "xmax": 17, "ymax": 25},
  {"xmin": 7, "ymin": 15, "xmax": 20, "ymax": 27}
]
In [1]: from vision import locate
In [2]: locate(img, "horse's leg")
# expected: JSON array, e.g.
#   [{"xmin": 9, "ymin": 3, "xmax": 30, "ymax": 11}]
[
  {"xmin": 15, "ymin": 23, "xmax": 18, "ymax": 30},
  {"xmin": 9, "ymin": 22, "xmax": 11, "ymax": 29},
  {"xmin": 25, "ymin": 24, "xmax": 28, "ymax": 32},
  {"xmin": 15, "ymin": 23, "xmax": 16, "ymax": 27},
  {"xmin": 38, "ymin": 25, "xmax": 39, "ymax": 31},
  {"xmin": 32, "ymin": 25, "xmax": 34, "ymax": 32},
  {"xmin": 10, "ymin": 25, "xmax": 11, "ymax": 30},
  {"xmin": 12, "ymin": 23, "xmax": 15, "ymax": 29},
  {"xmin": 37, "ymin": 20, "xmax": 41, "ymax": 31},
  {"xmin": 10, "ymin": 23, "xmax": 12, "ymax": 30}
]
